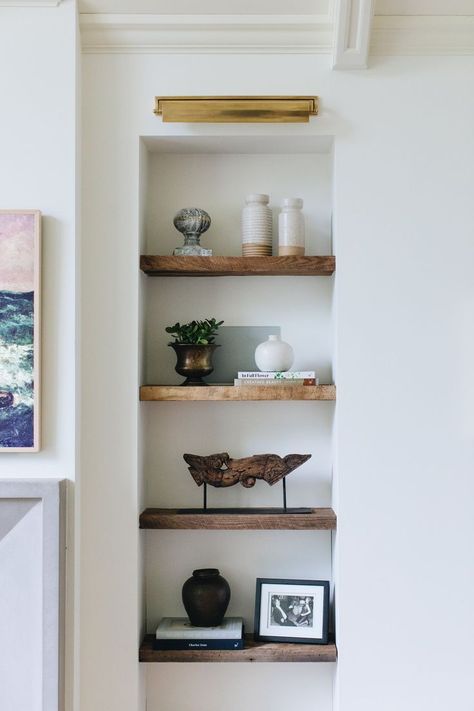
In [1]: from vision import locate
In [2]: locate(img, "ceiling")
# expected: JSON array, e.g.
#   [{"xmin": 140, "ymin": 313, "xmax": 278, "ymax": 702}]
[{"xmin": 78, "ymin": 0, "xmax": 474, "ymax": 14}]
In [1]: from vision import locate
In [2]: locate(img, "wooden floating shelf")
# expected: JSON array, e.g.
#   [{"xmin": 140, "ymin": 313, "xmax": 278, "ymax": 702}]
[
  {"xmin": 140, "ymin": 255, "xmax": 335, "ymax": 277},
  {"xmin": 140, "ymin": 384, "xmax": 336, "ymax": 402},
  {"xmin": 139, "ymin": 634, "xmax": 337, "ymax": 663},
  {"xmin": 140, "ymin": 507, "xmax": 337, "ymax": 531}
]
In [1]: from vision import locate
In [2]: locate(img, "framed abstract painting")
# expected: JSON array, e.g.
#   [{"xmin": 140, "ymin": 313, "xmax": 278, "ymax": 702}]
[{"xmin": 0, "ymin": 210, "xmax": 41, "ymax": 451}]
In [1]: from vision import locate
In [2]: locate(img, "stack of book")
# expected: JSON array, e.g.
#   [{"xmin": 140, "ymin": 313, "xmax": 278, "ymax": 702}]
[
  {"xmin": 234, "ymin": 371, "xmax": 318, "ymax": 387},
  {"xmin": 154, "ymin": 617, "xmax": 244, "ymax": 651}
]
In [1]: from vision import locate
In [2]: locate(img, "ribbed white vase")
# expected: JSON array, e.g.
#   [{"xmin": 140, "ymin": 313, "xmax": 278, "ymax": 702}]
[
  {"xmin": 242, "ymin": 193, "xmax": 273, "ymax": 256},
  {"xmin": 254, "ymin": 335, "xmax": 294, "ymax": 372}
]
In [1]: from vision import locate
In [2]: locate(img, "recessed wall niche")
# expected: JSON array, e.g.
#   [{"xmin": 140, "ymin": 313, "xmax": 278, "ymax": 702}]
[{"xmin": 138, "ymin": 132, "xmax": 335, "ymax": 690}]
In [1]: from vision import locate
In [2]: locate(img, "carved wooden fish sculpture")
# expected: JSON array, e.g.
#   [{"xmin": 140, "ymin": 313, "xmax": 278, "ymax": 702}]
[{"xmin": 183, "ymin": 452, "xmax": 311, "ymax": 489}]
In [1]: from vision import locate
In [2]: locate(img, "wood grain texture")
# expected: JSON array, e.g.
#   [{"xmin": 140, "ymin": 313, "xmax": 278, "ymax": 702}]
[
  {"xmin": 140, "ymin": 508, "xmax": 337, "ymax": 530},
  {"xmin": 184, "ymin": 452, "xmax": 311, "ymax": 488},
  {"xmin": 140, "ymin": 255, "xmax": 335, "ymax": 277},
  {"xmin": 139, "ymin": 384, "xmax": 336, "ymax": 401},
  {"xmin": 139, "ymin": 634, "xmax": 337, "ymax": 663}
]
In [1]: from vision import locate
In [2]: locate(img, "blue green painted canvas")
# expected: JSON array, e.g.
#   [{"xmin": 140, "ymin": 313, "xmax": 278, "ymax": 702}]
[{"xmin": 0, "ymin": 212, "xmax": 39, "ymax": 450}]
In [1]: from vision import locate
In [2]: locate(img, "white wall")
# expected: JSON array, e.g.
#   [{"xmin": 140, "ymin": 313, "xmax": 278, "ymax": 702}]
[
  {"xmin": 0, "ymin": 4, "xmax": 78, "ymax": 710},
  {"xmin": 81, "ymin": 55, "xmax": 338, "ymax": 711},
  {"xmin": 333, "ymin": 56, "xmax": 474, "ymax": 711},
  {"xmin": 0, "ymin": 3, "xmax": 77, "ymax": 478},
  {"xmin": 80, "ymin": 53, "xmax": 474, "ymax": 711}
]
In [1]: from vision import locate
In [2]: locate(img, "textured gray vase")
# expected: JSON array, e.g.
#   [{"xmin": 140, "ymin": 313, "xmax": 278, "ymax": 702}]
[{"xmin": 173, "ymin": 207, "xmax": 212, "ymax": 256}]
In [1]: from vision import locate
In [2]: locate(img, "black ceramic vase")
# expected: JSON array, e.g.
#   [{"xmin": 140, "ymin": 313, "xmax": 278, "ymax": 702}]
[{"xmin": 182, "ymin": 568, "xmax": 231, "ymax": 627}]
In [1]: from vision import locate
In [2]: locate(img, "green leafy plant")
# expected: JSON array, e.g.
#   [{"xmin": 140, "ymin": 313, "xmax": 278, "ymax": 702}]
[{"xmin": 166, "ymin": 318, "xmax": 224, "ymax": 345}]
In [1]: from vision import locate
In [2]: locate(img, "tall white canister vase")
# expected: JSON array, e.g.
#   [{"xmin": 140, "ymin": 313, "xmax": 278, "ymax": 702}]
[
  {"xmin": 278, "ymin": 197, "xmax": 305, "ymax": 256},
  {"xmin": 242, "ymin": 193, "xmax": 273, "ymax": 257}
]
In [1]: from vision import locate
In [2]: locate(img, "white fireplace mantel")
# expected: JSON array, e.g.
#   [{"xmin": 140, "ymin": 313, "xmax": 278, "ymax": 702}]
[{"xmin": 0, "ymin": 479, "xmax": 64, "ymax": 711}]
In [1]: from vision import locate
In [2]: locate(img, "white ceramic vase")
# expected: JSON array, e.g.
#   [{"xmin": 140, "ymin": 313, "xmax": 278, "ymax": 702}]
[
  {"xmin": 278, "ymin": 197, "xmax": 305, "ymax": 256},
  {"xmin": 254, "ymin": 335, "xmax": 294, "ymax": 372},
  {"xmin": 241, "ymin": 193, "xmax": 273, "ymax": 257}
]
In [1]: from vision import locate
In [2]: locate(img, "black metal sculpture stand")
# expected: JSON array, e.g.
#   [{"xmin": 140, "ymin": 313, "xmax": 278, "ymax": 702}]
[{"xmin": 199, "ymin": 479, "xmax": 310, "ymax": 514}]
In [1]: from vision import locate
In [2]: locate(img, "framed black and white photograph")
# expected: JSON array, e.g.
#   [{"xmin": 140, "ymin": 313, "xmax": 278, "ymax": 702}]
[{"xmin": 254, "ymin": 578, "xmax": 329, "ymax": 644}]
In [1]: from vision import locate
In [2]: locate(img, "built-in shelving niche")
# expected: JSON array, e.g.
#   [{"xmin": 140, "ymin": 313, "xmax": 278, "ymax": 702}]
[{"xmin": 138, "ymin": 134, "xmax": 336, "ymax": 680}]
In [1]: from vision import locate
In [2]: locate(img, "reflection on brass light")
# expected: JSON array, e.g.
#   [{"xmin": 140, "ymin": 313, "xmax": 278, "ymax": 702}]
[{"xmin": 154, "ymin": 96, "xmax": 319, "ymax": 123}]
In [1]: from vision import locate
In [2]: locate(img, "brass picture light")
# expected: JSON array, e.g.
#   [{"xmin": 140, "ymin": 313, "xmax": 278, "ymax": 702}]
[{"xmin": 154, "ymin": 96, "xmax": 319, "ymax": 123}]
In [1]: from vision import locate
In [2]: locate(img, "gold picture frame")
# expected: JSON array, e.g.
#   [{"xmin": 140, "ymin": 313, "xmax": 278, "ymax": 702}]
[{"xmin": 0, "ymin": 210, "xmax": 41, "ymax": 451}]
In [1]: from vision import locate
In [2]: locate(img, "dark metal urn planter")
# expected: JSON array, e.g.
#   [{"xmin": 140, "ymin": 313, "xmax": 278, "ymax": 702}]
[
  {"xmin": 170, "ymin": 343, "xmax": 220, "ymax": 386},
  {"xmin": 182, "ymin": 568, "xmax": 231, "ymax": 627}
]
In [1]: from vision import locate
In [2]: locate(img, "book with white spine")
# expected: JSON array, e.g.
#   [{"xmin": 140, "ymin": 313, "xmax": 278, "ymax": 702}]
[
  {"xmin": 237, "ymin": 371, "xmax": 316, "ymax": 380},
  {"xmin": 156, "ymin": 617, "xmax": 243, "ymax": 640}
]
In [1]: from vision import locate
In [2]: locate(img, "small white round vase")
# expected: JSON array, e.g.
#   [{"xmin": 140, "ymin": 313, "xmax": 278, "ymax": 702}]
[{"xmin": 254, "ymin": 335, "xmax": 294, "ymax": 372}]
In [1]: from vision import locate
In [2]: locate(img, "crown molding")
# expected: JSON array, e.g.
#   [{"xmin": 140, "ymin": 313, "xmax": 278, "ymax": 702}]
[
  {"xmin": 79, "ymin": 11, "xmax": 474, "ymax": 58},
  {"xmin": 333, "ymin": 0, "xmax": 374, "ymax": 69},
  {"xmin": 0, "ymin": 1, "xmax": 62, "ymax": 5},
  {"xmin": 371, "ymin": 15, "xmax": 474, "ymax": 55},
  {"xmin": 80, "ymin": 13, "xmax": 334, "ymax": 54}
]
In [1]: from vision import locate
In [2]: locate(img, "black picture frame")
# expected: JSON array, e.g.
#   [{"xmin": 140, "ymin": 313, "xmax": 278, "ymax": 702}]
[{"xmin": 254, "ymin": 578, "xmax": 330, "ymax": 644}]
